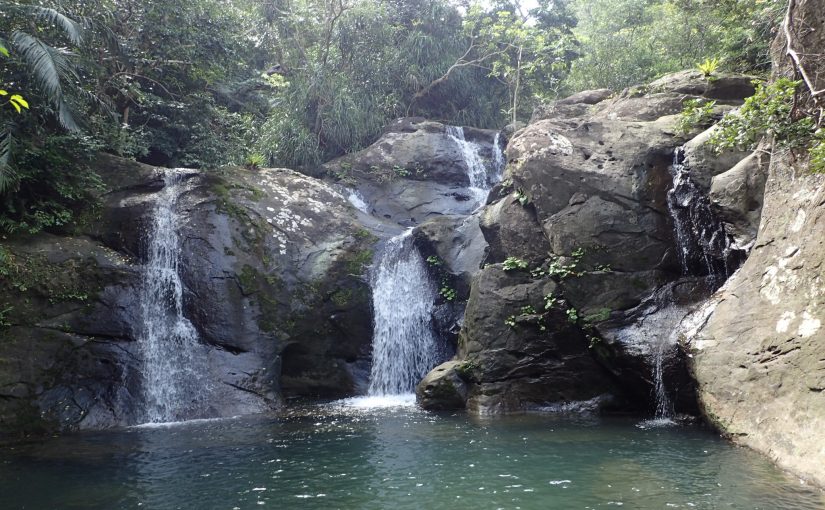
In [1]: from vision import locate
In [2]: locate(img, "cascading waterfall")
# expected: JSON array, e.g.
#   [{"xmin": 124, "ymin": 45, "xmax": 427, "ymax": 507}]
[
  {"xmin": 139, "ymin": 170, "xmax": 209, "ymax": 423},
  {"xmin": 493, "ymin": 132, "xmax": 506, "ymax": 182},
  {"xmin": 446, "ymin": 126, "xmax": 494, "ymax": 207},
  {"xmin": 367, "ymin": 231, "xmax": 440, "ymax": 396},
  {"xmin": 641, "ymin": 147, "xmax": 747, "ymax": 422},
  {"xmin": 667, "ymin": 148, "xmax": 744, "ymax": 280},
  {"xmin": 360, "ymin": 129, "xmax": 503, "ymax": 401},
  {"xmin": 651, "ymin": 341, "xmax": 675, "ymax": 420}
]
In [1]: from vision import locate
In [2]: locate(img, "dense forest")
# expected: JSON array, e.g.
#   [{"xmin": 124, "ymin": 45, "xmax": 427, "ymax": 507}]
[{"xmin": 0, "ymin": 0, "xmax": 794, "ymax": 235}]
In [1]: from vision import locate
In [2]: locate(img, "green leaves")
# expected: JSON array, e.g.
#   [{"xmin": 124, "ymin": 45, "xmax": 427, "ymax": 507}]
[
  {"xmin": 502, "ymin": 257, "xmax": 529, "ymax": 271},
  {"xmin": 709, "ymin": 78, "xmax": 813, "ymax": 153},
  {"xmin": 11, "ymin": 32, "xmax": 79, "ymax": 131},
  {"xmin": 676, "ymin": 98, "xmax": 716, "ymax": 135},
  {"xmin": 0, "ymin": 90, "xmax": 29, "ymax": 113}
]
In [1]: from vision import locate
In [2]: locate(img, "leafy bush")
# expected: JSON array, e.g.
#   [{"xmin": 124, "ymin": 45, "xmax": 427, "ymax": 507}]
[
  {"xmin": 676, "ymin": 99, "xmax": 717, "ymax": 135},
  {"xmin": 0, "ymin": 134, "xmax": 104, "ymax": 235},
  {"xmin": 709, "ymin": 79, "xmax": 814, "ymax": 152}
]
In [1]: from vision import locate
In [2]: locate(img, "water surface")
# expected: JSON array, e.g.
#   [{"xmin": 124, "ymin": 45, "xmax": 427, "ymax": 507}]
[{"xmin": 0, "ymin": 401, "xmax": 821, "ymax": 509}]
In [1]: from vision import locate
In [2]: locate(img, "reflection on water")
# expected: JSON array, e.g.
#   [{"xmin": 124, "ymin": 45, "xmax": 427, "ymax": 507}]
[{"xmin": 0, "ymin": 405, "xmax": 822, "ymax": 510}]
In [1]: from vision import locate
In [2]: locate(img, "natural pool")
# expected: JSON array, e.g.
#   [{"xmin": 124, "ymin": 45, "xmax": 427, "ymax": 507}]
[{"xmin": 1, "ymin": 397, "xmax": 822, "ymax": 510}]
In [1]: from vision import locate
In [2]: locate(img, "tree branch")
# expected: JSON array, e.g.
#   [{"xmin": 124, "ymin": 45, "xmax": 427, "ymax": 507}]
[{"xmin": 783, "ymin": 0, "xmax": 825, "ymax": 101}]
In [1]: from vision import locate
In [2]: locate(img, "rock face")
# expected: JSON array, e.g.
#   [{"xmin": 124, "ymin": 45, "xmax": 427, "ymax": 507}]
[
  {"xmin": 419, "ymin": 71, "xmax": 757, "ymax": 413},
  {"xmin": 454, "ymin": 265, "xmax": 618, "ymax": 414},
  {"xmin": 0, "ymin": 156, "xmax": 374, "ymax": 434},
  {"xmin": 688, "ymin": 156, "xmax": 825, "ymax": 485},
  {"xmin": 323, "ymin": 118, "xmax": 501, "ymax": 225},
  {"xmin": 688, "ymin": 0, "xmax": 825, "ymax": 486}
]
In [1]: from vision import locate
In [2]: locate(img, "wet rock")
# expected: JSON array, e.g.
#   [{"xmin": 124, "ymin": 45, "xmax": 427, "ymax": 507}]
[{"xmin": 416, "ymin": 360, "xmax": 468, "ymax": 410}]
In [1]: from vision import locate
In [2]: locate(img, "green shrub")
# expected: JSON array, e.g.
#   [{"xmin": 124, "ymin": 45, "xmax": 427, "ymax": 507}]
[
  {"xmin": 696, "ymin": 57, "xmax": 720, "ymax": 77},
  {"xmin": 709, "ymin": 78, "xmax": 815, "ymax": 152},
  {"xmin": 676, "ymin": 99, "xmax": 717, "ymax": 135}
]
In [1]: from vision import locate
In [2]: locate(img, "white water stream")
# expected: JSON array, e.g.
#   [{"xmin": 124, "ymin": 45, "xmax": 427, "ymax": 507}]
[
  {"xmin": 367, "ymin": 231, "xmax": 440, "ymax": 396},
  {"xmin": 446, "ymin": 126, "xmax": 495, "ymax": 208},
  {"xmin": 362, "ymin": 127, "xmax": 504, "ymax": 400},
  {"xmin": 138, "ymin": 170, "xmax": 210, "ymax": 423}
]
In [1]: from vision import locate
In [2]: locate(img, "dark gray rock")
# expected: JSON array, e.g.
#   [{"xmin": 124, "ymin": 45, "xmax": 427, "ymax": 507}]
[
  {"xmin": 452, "ymin": 265, "xmax": 619, "ymax": 414},
  {"xmin": 416, "ymin": 360, "xmax": 468, "ymax": 410}
]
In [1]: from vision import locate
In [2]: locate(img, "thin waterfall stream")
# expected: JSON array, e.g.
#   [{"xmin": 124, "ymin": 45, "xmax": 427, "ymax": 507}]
[
  {"xmin": 446, "ymin": 126, "xmax": 494, "ymax": 208},
  {"xmin": 638, "ymin": 147, "xmax": 747, "ymax": 423},
  {"xmin": 362, "ymin": 127, "xmax": 504, "ymax": 400},
  {"xmin": 138, "ymin": 170, "xmax": 210, "ymax": 423}
]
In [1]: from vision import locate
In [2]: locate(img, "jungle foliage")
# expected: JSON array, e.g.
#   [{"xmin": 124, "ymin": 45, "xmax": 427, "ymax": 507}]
[{"xmin": 0, "ymin": 0, "xmax": 788, "ymax": 235}]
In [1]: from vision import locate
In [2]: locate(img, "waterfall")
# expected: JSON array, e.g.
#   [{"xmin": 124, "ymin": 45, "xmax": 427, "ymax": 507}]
[
  {"xmin": 493, "ymin": 132, "xmax": 506, "ymax": 182},
  {"xmin": 367, "ymin": 231, "xmax": 440, "ymax": 396},
  {"xmin": 346, "ymin": 188, "xmax": 370, "ymax": 214},
  {"xmin": 651, "ymin": 341, "xmax": 674, "ymax": 420},
  {"xmin": 666, "ymin": 148, "xmax": 744, "ymax": 280},
  {"xmin": 446, "ymin": 126, "xmax": 494, "ymax": 207},
  {"xmin": 138, "ymin": 170, "xmax": 209, "ymax": 423}
]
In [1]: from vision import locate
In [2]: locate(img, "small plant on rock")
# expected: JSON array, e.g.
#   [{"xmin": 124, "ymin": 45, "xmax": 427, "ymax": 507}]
[
  {"xmin": 502, "ymin": 257, "xmax": 529, "ymax": 271},
  {"xmin": 440, "ymin": 285, "xmax": 457, "ymax": 302},
  {"xmin": 245, "ymin": 153, "xmax": 265, "ymax": 169},
  {"xmin": 514, "ymin": 188, "xmax": 530, "ymax": 206},
  {"xmin": 696, "ymin": 57, "xmax": 720, "ymax": 77}
]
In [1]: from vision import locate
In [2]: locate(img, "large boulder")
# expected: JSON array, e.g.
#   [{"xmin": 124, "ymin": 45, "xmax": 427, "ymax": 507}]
[
  {"xmin": 452, "ymin": 265, "xmax": 619, "ymax": 414},
  {"xmin": 420, "ymin": 70, "xmax": 759, "ymax": 415},
  {"xmin": 416, "ymin": 360, "xmax": 468, "ymax": 410},
  {"xmin": 323, "ymin": 118, "xmax": 502, "ymax": 226},
  {"xmin": 709, "ymin": 149, "xmax": 769, "ymax": 249}
]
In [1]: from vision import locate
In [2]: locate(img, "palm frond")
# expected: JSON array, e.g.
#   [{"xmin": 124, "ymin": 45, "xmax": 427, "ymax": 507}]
[
  {"xmin": 0, "ymin": 129, "xmax": 16, "ymax": 194},
  {"xmin": 11, "ymin": 31, "xmax": 79, "ymax": 131},
  {"xmin": 31, "ymin": 6, "xmax": 86, "ymax": 46}
]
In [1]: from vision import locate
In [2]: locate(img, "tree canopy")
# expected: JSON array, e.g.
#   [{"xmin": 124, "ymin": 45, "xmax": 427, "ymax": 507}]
[{"xmin": 0, "ymin": 0, "xmax": 783, "ymax": 235}]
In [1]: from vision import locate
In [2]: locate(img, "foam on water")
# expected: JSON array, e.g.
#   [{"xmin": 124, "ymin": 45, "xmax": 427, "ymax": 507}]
[
  {"xmin": 636, "ymin": 417, "xmax": 678, "ymax": 429},
  {"xmin": 332, "ymin": 394, "xmax": 417, "ymax": 409},
  {"xmin": 132, "ymin": 416, "xmax": 240, "ymax": 430}
]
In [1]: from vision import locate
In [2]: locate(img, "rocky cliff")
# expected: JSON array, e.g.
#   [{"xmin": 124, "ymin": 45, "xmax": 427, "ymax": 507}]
[
  {"xmin": 687, "ymin": 0, "xmax": 825, "ymax": 486},
  {"xmin": 0, "ymin": 155, "xmax": 375, "ymax": 433},
  {"xmin": 419, "ymin": 71, "xmax": 757, "ymax": 415}
]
